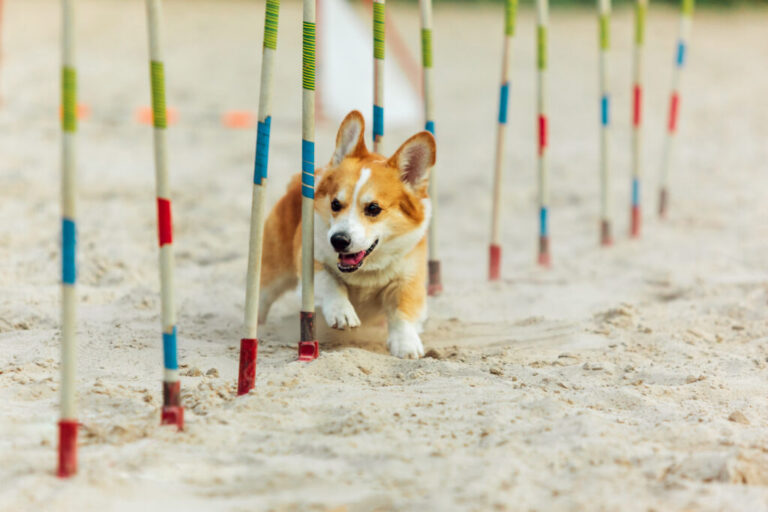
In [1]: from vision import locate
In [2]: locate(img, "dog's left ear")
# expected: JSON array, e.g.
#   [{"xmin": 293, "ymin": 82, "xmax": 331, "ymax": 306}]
[
  {"xmin": 388, "ymin": 132, "xmax": 436, "ymax": 189},
  {"xmin": 331, "ymin": 110, "xmax": 368, "ymax": 166}
]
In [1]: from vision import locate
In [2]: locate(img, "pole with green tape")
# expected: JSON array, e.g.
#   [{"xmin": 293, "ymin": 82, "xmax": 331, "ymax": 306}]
[
  {"xmin": 630, "ymin": 0, "xmax": 647, "ymax": 236},
  {"xmin": 598, "ymin": 0, "xmax": 612, "ymax": 246},
  {"xmin": 145, "ymin": 0, "xmax": 183, "ymax": 429},
  {"xmin": 536, "ymin": 0, "xmax": 550, "ymax": 266},
  {"xmin": 489, "ymin": 0, "xmax": 517, "ymax": 280},
  {"xmin": 373, "ymin": 0, "xmax": 384, "ymax": 152},
  {"xmin": 58, "ymin": 0, "xmax": 79, "ymax": 478},
  {"xmin": 238, "ymin": 0, "xmax": 280, "ymax": 395}
]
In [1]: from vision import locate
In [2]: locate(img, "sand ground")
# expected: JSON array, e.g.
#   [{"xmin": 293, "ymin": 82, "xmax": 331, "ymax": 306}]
[{"xmin": 2, "ymin": 0, "xmax": 768, "ymax": 510}]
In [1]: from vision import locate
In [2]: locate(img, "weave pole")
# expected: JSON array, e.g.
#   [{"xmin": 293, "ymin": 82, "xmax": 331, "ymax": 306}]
[
  {"xmin": 298, "ymin": 0, "xmax": 319, "ymax": 361},
  {"xmin": 597, "ymin": 0, "xmax": 612, "ymax": 246},
  {"xmin": 145, "ymin": 0, "xmax": 183, "ymax": 428},
  {"xmin": 372, "ymin": 0, "xmax": 384, "ymax": 152},
  {"xmin": 659, "ymin": 0, "xmax": 693, "ymax": 218},
  {"xmin": 630, "ymin": 0, "xmax": 647, "ymax": 237},
  {"xmin": 536, "ymin": 0, "xmax": 550, "ymax": 266},
  {"xmin": 488, "ymin": 0, "xmax": 517, "ymax": 281},
  {"xmin": 237, "ymin": 0, "xmax": 280, "ymax": 395},
  {"xmin": 420, "ymin": 0, "xmax": 441, "ymax": 295},
  {"xmin": 58, "ymin": 0, "xmax": 78, "ymax": 478}
]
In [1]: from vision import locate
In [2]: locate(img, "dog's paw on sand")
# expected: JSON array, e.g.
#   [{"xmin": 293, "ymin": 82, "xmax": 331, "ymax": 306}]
[
  {"xmin": 321, "ymin": 300, "xmax": 361, "ymax": 330},
  {"xmin": 387, "ymin": 322, "xmax": 425, "ymax": 359}
]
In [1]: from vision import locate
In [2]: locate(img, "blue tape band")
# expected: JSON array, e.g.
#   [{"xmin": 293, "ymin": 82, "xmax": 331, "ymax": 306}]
[
  {"xmin": 373, "ymin": 105, "xmax": 384, "ymax": 138},
  {"xmin": 632, "ymin": 178, "xmax": 640, "ymax": 206},
  {"xmin": 253, "ymin": 116, "xmax": 272, "ymax": 185},
  {"xmin": 302, "ymin": 139, "xmax": 315, "ymax": 199},
  {"xmin": 163, "ymin": 327, "xmax": 178, "ymax": 370},
  {"xmin": 425, "ymin": 120, "xmax": 435, "ymax": 135},
  {"xmin": 676, "ymin": 41, "xmax": 685, "ymax": 67},
  {"xmin": 539, "ymin": 207, "xmax": 548, "ymax": 237},
  {"xmin": 62, "ymin": 218, "xmax": 76, "ymax": 285},
  {"xmin": 498, "ymin": 82, "xmax": 510, "ymax": 124},
  {"xmin": 601, "ymin": 95, "xmax": 609, "ymax": 126}
]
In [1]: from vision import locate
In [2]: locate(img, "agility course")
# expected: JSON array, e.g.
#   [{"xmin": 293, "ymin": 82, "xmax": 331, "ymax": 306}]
[{"xmin": 6, "ymin": 0, "xmax": 768, "ymax": 509}]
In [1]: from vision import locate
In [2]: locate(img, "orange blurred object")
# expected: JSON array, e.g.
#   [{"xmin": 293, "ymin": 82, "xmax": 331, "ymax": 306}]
[
  {"xmin": 222, "ymin": 110, "xmax": 256, "ymax": 129},
  {"xmin": 135, "ymin": 105, "xmax": 178, "ymax": 125},
  {"xmin": 58, "ymin": 103, "xmax": 91, "ymax": 120}
]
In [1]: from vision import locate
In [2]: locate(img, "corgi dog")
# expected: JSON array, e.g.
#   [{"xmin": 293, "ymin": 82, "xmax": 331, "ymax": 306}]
[{"xmin": 258, "ymin": 110, "xmax": 436, "ymax": 359}]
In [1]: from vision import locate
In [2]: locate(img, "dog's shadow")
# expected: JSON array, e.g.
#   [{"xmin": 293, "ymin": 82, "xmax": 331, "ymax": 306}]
[{"xmin": 266, "ymin": 308, "xmax": 390, "ymax": 354}]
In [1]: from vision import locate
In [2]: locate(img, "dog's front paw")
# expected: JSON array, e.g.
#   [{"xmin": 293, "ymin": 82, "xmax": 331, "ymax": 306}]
[
  {"xmin": 387, "ymin": 322, "xmax": 425, "ymax": 359},
  {"xmin": 322, "ymin": 299, "xmax": 361, "ymax": 330}
]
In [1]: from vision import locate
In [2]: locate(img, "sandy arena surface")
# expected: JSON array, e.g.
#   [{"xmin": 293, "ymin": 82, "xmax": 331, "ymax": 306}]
[{"xmin": 2, "ymin": 0, "xmax": 768, "ymax": 510}]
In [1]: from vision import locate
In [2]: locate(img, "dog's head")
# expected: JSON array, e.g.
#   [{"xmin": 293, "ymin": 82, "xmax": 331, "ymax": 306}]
[{"xmin": 315, "ymin": 110, "xmax": 436, "ymax": 274}]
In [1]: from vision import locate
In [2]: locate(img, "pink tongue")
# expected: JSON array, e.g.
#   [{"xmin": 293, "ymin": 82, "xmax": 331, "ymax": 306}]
[{"xmin": 340, "ymin": 251, "xmax": 366, "ymax": 266}]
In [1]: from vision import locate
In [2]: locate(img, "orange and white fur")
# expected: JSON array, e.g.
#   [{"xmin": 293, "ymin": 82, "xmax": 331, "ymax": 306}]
[{"xmin": 258, "ymin": 111, "xmax": 436, "ymax": 359}]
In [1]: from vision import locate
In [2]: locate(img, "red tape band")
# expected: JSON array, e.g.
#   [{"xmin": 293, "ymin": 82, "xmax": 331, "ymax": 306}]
[{"xmin": 157, "ymin": 198, "xmax": 173, "ymax": 246}]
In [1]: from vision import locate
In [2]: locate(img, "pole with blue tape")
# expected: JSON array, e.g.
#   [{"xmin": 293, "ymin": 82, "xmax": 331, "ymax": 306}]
[
  {"xmin": 298, "ymin": 0, "xmax": 319, "ymax": 361},
  {"xmin": 536, "ymin": 0, "xmax": 550, "ymax": 266},
  {"xmin": 145, "ymin": 0, "xmax": 183, "ymax": 429},
  {"xmin": 489, "ymin": 0, "xmax": 517, "ymax": 281},
  {"xmin": 630, "ymin": 0, "xmax": 647, "ymax": 237},
  {"xmin": 373, "ymin": 0, "xmax": 385, "ymax": 153},
  {"xmin": 659, "ymin": 0, "xmax": 693, "ymax": 217},
  {"xmin": 598, "ymin": 0, "xmax": 612, "ymax": 246},
  {"xmin": 420, "ymin": 0, "xmax": 441, "ymax": 295},
  {"xmin": 58, "ymin": 0, "xmax": 78, "ymax": 478},
  {"xmin": 239, "ymin": 0, "xmax": 280, "ymax": 395}
]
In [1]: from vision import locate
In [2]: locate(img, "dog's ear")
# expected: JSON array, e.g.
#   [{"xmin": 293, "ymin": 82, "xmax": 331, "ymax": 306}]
[
  {"xmin": 388, "ymin": 132, "xmax": 436, "ymax": 189},
  {"xmin": 331, "ymin": 111, "xmax": 367, "ymax": 166}
]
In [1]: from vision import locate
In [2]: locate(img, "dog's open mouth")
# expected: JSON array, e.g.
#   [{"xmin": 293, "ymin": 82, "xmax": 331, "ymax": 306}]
[{"xmin": 337, "ymin": 239, "xmax": 378, "ymax": 273}]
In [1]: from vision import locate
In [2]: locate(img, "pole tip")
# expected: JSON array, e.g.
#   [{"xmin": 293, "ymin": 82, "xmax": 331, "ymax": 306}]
[
  {"xmin": 57, "ymin": 420, "xmax": 79, "ymax": 478},
  {"xmin": 237, "ymin": 338, "xmax": 258, "ymax": 396},
  {"xmin": 428, "ymin": 260, "xmax": 443, "ymax": 296},
  {"xmin": 600, "ymin": 220, "xmax": 613, "ymax": 247},
  {"xmin": 538, "ymin": 236, "xmax": 551, "ymax": 267},
  {"xmin": 298, "ymin": 341, "xmax": 319, "ymax": 361},
  {"xmin": 630, "ymin": 205, "xmax": 642, "ymax": 238},
  {"xmin": 489, "ymin": 245, "xmax": 502, "ymax": 281},
  {"xmin": 161, "ymin": 406, "xmax": 184, "ymax": 430},
  {"xmin": 659, "ymin": 189, "xmax": 668, "ymax": 218}
]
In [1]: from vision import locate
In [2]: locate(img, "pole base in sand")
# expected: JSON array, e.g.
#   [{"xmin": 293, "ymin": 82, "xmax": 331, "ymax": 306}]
[
  {"xmin": 537, "ymin": 236, "xmax": 551, "ymax": 267},
  {"xmin": 237, "ymin": 338, "xmax": 258, "ymax": 396},
  {"xmin": 488, "ymin": 245, "xmax": 501, "ymax": 281},
  {"xmin": 600, "ymin": 220, "xmax": 613, "ymax": 247},
  {"xmin": 298, "ymin": 341, "xmax": 319, "ymax": 361},
  {"xmin": 659, "ymin": 188, "xmax": 668, "ymax": 218},
  {"xmin": 57, "ymin": 420, "xmax": 78, "ymax": 478},
  {"xmin": 630, "ymin": 205, "xmax": 641, "ymax": 238},
  {"xmin": 298, "ymin": 311, "xmax": 319, "ymax": 361},
  {"xmin": 161, "ymin": 381, "xmax": 184, "ymax": 430},
  {"xmin": 428, "ymin": 260, "xmax": 443, "ymax": 296}
]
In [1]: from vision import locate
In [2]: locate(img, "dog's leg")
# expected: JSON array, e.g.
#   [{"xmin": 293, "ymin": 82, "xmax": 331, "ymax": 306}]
[
  {"xmin": 317, "ymin": 267, "xmax": 360, "ymax": 330},
  {"xmin": 385, "ymin": 278, "xmax": 427, "ymax": 359}
]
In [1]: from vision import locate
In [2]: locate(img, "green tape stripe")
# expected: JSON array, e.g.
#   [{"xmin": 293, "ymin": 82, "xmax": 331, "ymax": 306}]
[
  {"xmin": 373, "ymin": 2, "xmax": 385, "ymax": 60},
  {"xmin": 264, "ymin": 0, "xmax": 280, "ymax": 50},
  {"xmin": 635, "ymin": 2, "xmax": 647, "ymax": 45},
  {"xmin": 505, "ymin": 0, "xmax": 518, "ymax": 36},
  {"xmin": 537, "ymin": 26, "xmax": 547, "ymax": 70},
  {"xmin": 302, "ymin": 22, "xmax": 316, "ymax": 91},
  {"xmin": 599, "ymin": 14, "xmax": 610, "ymax": 50},
  {"xmin": 150, "ymin": 61, "xmax": 167, "ymax": 129},
  {"xmin": 421, "ymin": 29, "xmax": 432, "ymax": 69},
  {"xmin": 62, "ymin": 67, "xmax": 77, "ymax": 133},
  {"xmin": 681, "ymin": 0, "xmax": 694, "ymax": 16}
]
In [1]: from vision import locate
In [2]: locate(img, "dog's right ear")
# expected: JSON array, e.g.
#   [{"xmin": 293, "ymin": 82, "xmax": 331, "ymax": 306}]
[{"xmin": 330, "ymin": 110, "xmax": 367, "ymax": 166}]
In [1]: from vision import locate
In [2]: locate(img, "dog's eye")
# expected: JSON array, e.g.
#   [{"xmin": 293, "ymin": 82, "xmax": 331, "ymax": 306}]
[
  {"xmin": 331, "ymin": 199, "xmax": 342, "ymax": 212},
  {"xmin": 365, "ymin": 202, "xmax": 382, "ymax": 217}
]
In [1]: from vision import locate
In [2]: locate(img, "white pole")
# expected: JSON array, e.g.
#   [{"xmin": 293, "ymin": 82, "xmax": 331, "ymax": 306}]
[
  {"xmin": 145, "ymin": 0, "xmax": 183, "ymax": 428},
  {"xmin": 536, "ymin": 0, "xmax": 550, "ymax": 266},
  {"xmin": 420, "ymin": 0, "xmax": 441, "ymax": 295},
  {"xmin": 373, "ymin": 0, "xmax": 384, "ymax": 153},
  {"xmin": 238, "ymin": 0, "xmax": 280, "ymax": 395},
  {"xmin": 630, "ymin": 0, "xmax": 647, "ymax": 237},
  {"xmin": 299, "ymin": 0, "xmax": 319, "ymax": 361},
  {"xmin": 58, "ymin": 0, "xmax": 78, "ymax": 479},
  {"xmin": 489, "ymin": 0, "xmax": 517, "ymax": 281},
  {"xmin": 598, "ymin": 0, "xmax": 612, "ymax": 246}
]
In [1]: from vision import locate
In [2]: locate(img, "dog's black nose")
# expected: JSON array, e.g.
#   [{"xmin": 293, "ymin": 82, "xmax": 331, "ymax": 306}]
[{"xmin": 330, "ymin": 233, "xmax": 351, "ymax": 252}]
